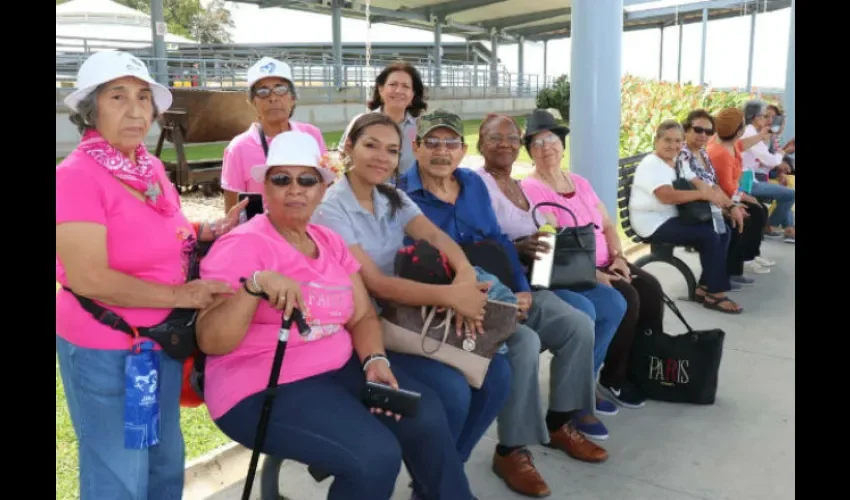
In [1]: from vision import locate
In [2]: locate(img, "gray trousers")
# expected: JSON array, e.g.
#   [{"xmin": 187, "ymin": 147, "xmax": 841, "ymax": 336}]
[{"xmin": 496, "ymin": 289, "xmax": 596, "ymax": 447}]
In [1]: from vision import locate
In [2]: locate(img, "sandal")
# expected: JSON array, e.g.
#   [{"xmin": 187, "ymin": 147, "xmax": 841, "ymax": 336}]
[
  {"xmin": 703, "ymin": 294, "xmax": 743, "ymax": 314},
  {"xmin": 694, "ymin": 285, "xmax": 708, "ymax": 304}
]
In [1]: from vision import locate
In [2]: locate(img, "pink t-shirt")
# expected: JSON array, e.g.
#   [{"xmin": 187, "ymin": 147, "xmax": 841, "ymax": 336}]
[
  {"xmin": 56, "ymin": 150, "xmax": 195, "ymax": 350},
  {"xmin": 521, "ymin": 174, "xmax": 611, "ymax": 267},
  {"xmin": 199, "ymin": 215, "xmax": 360, "ymax": 420},
  {"xmin": 220, "ymin": 122, "xmax": 327, "ymax": 195}
]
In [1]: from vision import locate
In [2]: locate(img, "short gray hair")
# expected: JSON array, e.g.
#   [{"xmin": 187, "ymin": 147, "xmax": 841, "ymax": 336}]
[
  {"xmin": 655, "ymin": 119, "xmax": 684, "ymax": 140},
  {"xmin": 743, "ymin": 100, "xmax": 766, "ymax": 125},
  {"xmin": 68, "ymin": 83, "xmax": 161, "ymax": 134}
]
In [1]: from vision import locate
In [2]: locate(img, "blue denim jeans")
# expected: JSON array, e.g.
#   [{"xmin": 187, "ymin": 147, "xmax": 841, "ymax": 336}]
[
  {"xmin": 751, "ymin": 181, "xmax": 795, "ymax": 228},
  {"xmin": 552, "ymin": 284, "xmax": 627, "ymax": 375},
  {"xmin": 56, "ymin": 335, "xmax": 185, "ymax": 500}
]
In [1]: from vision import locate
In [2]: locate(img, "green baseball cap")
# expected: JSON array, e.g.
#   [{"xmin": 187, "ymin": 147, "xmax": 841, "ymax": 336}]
[{"xmin": 417, "ymin": 109, "xmax": 464, "ymax": 138}]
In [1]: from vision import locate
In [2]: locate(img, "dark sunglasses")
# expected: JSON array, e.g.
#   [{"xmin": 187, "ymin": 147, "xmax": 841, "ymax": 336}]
[
  {"xmin": 269, "ymin": 173, "xmax": 321, "ymax": 187},
  {"xmin": 691, "ymin": 126, "xmax": 714, "ymax": 135},
  {"xmin": 254, "ymin": 84, "xmax": 291, "ymax": 99}
]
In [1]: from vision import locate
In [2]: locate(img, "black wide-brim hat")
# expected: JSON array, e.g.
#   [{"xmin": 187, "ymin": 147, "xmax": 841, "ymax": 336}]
[{"xmin": 523, "ymin": 109, "xmax": 570, "ymax": 144}]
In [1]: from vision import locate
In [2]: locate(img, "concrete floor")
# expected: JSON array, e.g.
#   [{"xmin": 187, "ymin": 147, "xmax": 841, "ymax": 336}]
[{"xmin": 209, "ymin": 240, "xmax": 795, "ymax": 500}]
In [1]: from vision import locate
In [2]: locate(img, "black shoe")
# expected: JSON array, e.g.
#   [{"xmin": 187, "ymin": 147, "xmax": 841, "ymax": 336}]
[{"xmin": 599, "ymin": 381, "xmax": 646, "ymax": 409}]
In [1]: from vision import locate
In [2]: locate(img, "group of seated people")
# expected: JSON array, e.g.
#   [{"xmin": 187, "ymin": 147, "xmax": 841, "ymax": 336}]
[{"xmin": 56, "ymin": 52, "xmax": 791, "ymax": 500}]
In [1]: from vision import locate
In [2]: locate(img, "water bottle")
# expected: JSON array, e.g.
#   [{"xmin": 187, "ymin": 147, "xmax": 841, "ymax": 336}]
[{"xmin": 529, "ymin": 224, "xmax": 557, "ymax": 289}]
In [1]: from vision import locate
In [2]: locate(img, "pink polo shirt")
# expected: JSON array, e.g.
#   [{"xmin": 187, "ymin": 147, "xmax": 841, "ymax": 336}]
[
  {"xmin": 521, "ymin": 174, "xmax": 611, "ymax": 267},
  {"xmin": 199, "ymin": 215, "xmax": 360, "ymax": 420},
  {"xmin": 56, "ymin": 149, "xmax": 195, "ymax": 350},
  {"xmin": 220, "ymin": 122, "xmax": 327, "ymax": 195}
]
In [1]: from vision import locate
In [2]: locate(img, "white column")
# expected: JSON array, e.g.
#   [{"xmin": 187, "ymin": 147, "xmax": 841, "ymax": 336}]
[
  {"xmin": 783, "ymin": 0, "xmax": 795, "ymax": 143},
  {"xmin": 569, "ymin": 0, "xmax": 623, "ymax": 216},
  {"xmin": 700, "ymin": 8, "xmax": 708, "ymax": 85},
  {"xmin": 746, "ymin": 7, "xmax": 757, "ymax": 91}
]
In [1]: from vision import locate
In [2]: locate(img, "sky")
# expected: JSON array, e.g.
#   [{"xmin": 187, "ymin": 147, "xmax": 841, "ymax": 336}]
[{"xmin": 221, "ymin": 1, "xmax": 792, "ymax": 90}]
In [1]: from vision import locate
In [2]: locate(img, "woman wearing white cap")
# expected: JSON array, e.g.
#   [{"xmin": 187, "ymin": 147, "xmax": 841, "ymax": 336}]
[
  {"xmin": 197, "ymin": 131, "xmax": 477, "ymax": 500},
  {"xmin": 56, "ymin": 51, "xmax": 246, "ymax": 499},
  {"xmin": 220, "ymin": 56, "xmax": 327, "ymax": 213}
]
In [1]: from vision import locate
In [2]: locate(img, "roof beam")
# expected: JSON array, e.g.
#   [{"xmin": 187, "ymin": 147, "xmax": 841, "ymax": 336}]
[
  {"xmin": 408, "ymin": 0, "xmax": 509, "ymax": 17},
  {"xmin": 510, "ymin": 21, "xmax": 570, "ymax": 38},
  {"xmin": 482, "ymin": 8, "xmax": 571, "ymax": 30},
  {"xmin": 624, "ymin": 0, "xmax": 756, "ymax": 21}
]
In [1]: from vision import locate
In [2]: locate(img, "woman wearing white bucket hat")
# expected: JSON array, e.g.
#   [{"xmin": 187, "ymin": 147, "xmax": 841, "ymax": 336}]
[
  {"xmin": 56, "ymin": 50, "xmax": 247, "ymax": 500},
  {"xmin": 197, "ymin": 130, "xmax": 476, "ymax": 500},
  {"xmin": 220, "ymin": 56, "xmax": 328, "ymax": 213}
]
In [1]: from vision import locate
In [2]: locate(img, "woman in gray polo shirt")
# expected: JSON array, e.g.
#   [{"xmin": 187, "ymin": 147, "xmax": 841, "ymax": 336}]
[
  {"xmin": 337, "ymin": 61, "xmax": 428, "ymax": 175},
  {"xmin": 313, "ymin": 113, "xmax": 512, "ymax": 497}
]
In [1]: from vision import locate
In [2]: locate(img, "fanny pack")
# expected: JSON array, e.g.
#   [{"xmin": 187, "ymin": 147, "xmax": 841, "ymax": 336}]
[{"xmin": 62, "ymin": 286, "xmax": 198, "ymax": 360}]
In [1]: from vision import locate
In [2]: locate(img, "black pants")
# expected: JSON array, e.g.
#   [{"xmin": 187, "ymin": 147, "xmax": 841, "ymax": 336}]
[
  {"xmin": 600, "ymin": 263, "xmax": 665, "ymax": 387},
  {"xmin": 727, "ymin": 201, "xmax": 767, "ymax": 276},
  {"xmin": 651, "ymin": 217, "xmax": 731, "ymax": 293}
]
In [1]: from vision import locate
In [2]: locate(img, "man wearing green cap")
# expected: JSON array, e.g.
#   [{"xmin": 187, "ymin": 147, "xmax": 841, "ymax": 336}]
[{"xmin": 399, "ymin": 110, "xmax": 606, "ymax": 498}]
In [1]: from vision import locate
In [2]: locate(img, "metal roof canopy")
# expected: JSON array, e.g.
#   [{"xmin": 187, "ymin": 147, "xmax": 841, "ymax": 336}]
[
  {"xmin": 226, "ymin": 0, "xmax": 792, "ymax": 43},
  {"xmin": 168, "ymin": 41, "xmax": 495, "ymax": 64}
]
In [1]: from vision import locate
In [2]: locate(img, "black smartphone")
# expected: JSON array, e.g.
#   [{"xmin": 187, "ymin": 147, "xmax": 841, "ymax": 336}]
[
  {"xmin": 238, "ymin": 192, "xmax": 264, "ymax": 220},
  {"xmin": 363, "ymin": 381, "xmax": 421, "ymax": 418}
]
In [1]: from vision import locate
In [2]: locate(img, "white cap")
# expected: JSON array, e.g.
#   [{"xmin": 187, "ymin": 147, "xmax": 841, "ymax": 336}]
[
  {"xmin": 64, "ymin": 51, "xmax": 172, "ymax": 114},
  {"xmin": 250, "ymin": 131, "xmax": 337, "ymax": 185},
  {"xmin": 247, "ymin": 57, "xmax": 294, "ymax": 90}
]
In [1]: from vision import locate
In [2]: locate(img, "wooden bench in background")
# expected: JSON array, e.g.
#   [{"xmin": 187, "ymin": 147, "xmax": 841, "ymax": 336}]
[{"xmin": 617, "ymin": 153, "xmax": 698, "ymax": 301}]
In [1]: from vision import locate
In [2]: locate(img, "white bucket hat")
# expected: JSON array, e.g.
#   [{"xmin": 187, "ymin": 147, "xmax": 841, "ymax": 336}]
[
  {"xmin": 64, "ymin": 50, "xmax": 173, "ymax": 114},
  {"xmin": 250, "ymin": 131, "xmax": 337, "ymax": 185},
  {"xmin": 247, "ymin": 56, "xmax": 294, "ymax": 89}
]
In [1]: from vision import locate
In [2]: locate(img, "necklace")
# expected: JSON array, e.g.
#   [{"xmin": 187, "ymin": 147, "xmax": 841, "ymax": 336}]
[{"xmin": 486, "ymin": 167, "xmax": 529, "ymax": 210}]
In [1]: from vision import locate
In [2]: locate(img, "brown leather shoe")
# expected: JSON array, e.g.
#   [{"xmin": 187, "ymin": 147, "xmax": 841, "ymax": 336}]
[
  {"xmin": 492, "ymin": 447, "xmax": 551, "ymax": 498},
  {"xmin": 547, "ymin": 423, "xmax": 609, "ymax": 463}
]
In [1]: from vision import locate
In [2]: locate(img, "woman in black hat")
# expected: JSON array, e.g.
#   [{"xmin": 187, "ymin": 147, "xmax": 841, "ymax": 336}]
[{"xmin": 520, "ymin": 109, "xmax": 666, "ymax": 409}]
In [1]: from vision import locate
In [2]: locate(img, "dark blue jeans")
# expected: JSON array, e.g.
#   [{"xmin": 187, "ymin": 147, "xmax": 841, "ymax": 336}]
[
  {"xmin": 388, "ymin": 352, "xmax": 511, "ymax": 462},
  {"xmin": 215, "ymin": 355, "xmax": 472, "ymax": 500},
  {"xmin": 651, "ymin": 217, "xmax": 731, "ymax": 293}
]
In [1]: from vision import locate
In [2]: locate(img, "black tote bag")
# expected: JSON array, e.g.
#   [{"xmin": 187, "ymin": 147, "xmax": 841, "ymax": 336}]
[
  {"xmin": 672, "ymin": 157, "xmax": 713, "ymax": 225},
  {"xmin": 629, "ymin": 284, "xmax": 725, "ymax": 405},
  {"xmin": 530, "ymin": 201, "xmax": 597, "ymax": 291}
]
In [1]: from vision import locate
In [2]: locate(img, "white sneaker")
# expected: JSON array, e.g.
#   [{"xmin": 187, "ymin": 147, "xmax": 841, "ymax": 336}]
[
  {"xmin": 744, "ymin": 261, "xmax": 771, "ymax": 274},
  {"xmin": 754, "ymin": 256, "xmax": 776, "ymax": 267}
]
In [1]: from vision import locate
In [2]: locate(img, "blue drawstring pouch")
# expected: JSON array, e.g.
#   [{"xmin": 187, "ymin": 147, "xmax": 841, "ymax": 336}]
[{"xmin": 124, "ymin": 339, "xmax": 161, "ymax": 450}]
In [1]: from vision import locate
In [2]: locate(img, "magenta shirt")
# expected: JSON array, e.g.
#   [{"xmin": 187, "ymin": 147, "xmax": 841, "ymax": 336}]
[
  {"xmin": 220, "ymin": 122, "xmax": 327, "ymax": 195},
  {"xmin": 521, "ymin": 174, "xmax": 611, "ymax": 267}
]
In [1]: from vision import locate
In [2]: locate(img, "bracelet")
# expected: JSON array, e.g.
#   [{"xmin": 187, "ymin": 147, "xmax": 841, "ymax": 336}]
[
  {"xmin": 239, "ymin": 271, "xmax": 266, "ymax": 298},
  {"xmin": 362, "ymin": 354, "xmax": 390, "ymax": 372}
]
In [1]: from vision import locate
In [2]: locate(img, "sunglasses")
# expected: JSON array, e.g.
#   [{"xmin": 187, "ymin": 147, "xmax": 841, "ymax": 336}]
[
  {"xmin": 531, "ymin": 135, "xmax": 561, "ymax": 147},
  {"xmin": 268, "ymin": 173, "xmax": 321, "ymax": 187},
  {"xmin": 691, "ymin": 126, "xmax": 714, "ymax": 135},
  {"xmin": 420, "ymin": 137, "xmax": 464, "ymax": 150},
  {"xmin": 254, "ymin": 84, "xmax": 291, "ymax": 99}
]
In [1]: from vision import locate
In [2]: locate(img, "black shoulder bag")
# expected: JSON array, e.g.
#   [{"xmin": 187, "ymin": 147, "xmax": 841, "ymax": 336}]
[
  {"xmin": 529, "ymin": 201, "xmax": 598, "ymax": 291},
  {"xmin": 672, "ymin": 157, "xmax": 713, "ymax": 225}
]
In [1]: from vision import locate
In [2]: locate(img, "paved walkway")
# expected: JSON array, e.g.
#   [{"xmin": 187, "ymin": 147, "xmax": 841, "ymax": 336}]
[{"xmin": 207, "ymin": 240, "xmax": 795, "ymax": 500}]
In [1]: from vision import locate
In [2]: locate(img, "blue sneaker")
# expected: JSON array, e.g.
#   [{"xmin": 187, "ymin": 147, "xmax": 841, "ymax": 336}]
[
  {"xmin": 596, "ymin": 397, "xmax": 619, "ymax": 416},
  {"xmin": 572, "ymin": 410, "xmax": 609, "ymax": 441}
]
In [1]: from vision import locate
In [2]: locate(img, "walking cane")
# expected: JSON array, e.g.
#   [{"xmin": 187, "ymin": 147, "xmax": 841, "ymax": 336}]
[{"xmin": 241, "ymin": 308, "xmax": 310, "ymax": 500}]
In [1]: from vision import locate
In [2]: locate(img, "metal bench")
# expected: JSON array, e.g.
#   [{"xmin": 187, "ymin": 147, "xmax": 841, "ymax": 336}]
[{"xmin": 617, "ymin": 153, "xmax": 698, "ymax": 301}]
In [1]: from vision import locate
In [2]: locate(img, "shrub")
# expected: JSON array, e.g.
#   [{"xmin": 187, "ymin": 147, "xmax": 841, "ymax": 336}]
[{"xmin": 536, "ymin": 74, "xmax": 571, "ymax": 121}]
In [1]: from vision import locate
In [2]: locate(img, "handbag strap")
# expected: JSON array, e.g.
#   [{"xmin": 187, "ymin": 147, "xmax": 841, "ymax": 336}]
[
  {"xmin": 633, "ymin": 277, "xmax": 696, "ymax": 334},
  {"xmin": 530, "ymin": 201, "xmax": 579, "ymax": 229},
  {"xmin": 419, "ymin": 306, "xmax": 452, "ymax": 355}
]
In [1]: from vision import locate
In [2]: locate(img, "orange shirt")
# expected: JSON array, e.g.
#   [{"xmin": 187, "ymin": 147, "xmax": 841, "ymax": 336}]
[{"xmin": 705, "ymin": 139, "xmax": 744, "ymax": 197}]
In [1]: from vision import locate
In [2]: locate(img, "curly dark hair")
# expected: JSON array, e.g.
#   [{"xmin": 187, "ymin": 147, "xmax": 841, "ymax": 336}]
[
  {"xmin": 683, "ymin": 109, "xmax": 715, "ymax": 131},
  {"xmin": 368, "ymin": 62, "xmax": 428, "ymax": 118}
]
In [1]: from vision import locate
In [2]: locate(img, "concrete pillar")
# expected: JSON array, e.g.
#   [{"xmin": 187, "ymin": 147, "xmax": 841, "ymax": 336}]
[
  {"xmin": 433, "ymin": 17, "xmax": 442, "ymax": 87},
  {"xmin": 783, "ymin": 0, "xmax": 795, "ymax": 143},
  {"xmin": 150, "ymin": 0, "xmax": 168, "ymax": 85},
  {"xmin": 332, "ymin": 0, "xmax": 343, "ymax": 88},
  {"xmin": 473, "ymin": 53, "xmax": 479, "ymax": 87},
  {"xmin": 543, "ymin": 40, "xmax": 548, "ymax": 85},
  {"xmin": 677, "ymin": 20, "xmax": 683, "ymax": 83},
  {"xmin": 490, "ymin": 30, "xmax": 499, "ymax": 87},
  {"xmin": 517, "ymin": 36, "xmax": 525, "ymax": 96},
  {"xmin": 746, "ymin": 7, "xmax": 756, "ymax": 91},
  {"xmin": 569, "ymin": 0, "xmax": 623, "ymax": 216},
  {"xmin": 700, "ymin": 8, "xmax": 708, "ymax": 85},
  {"xmin": 658, "ymin": 26, "xmax": 664, "ymax": 81}
]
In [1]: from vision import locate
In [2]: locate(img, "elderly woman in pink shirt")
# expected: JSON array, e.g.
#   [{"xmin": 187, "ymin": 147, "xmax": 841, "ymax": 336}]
[
  {"xmin": 220, "ymin": 56, "xmax": 327, "ymax": 213},
  {"xmin": 197, "ymin": 131, "xmax": 476, "ymax": 500},
  {"xmin": 518, "ymin": 110, "xmax": 666, "ymax": 410},
  {"xmin": 56, "ymin": 52, "xmax": 245, "ymax": 499}
]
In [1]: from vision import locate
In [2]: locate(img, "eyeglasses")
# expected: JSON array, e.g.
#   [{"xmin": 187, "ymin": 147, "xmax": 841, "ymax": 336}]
[
  {"xmin": 486, "ymin": 134, "xmax": 521, "ymax": 145},
  {"xmin": 269, "ymin": 173, "xmax": 321, "ymax": 187},
  {"xmin": 420, "ymin": 137, "xmax": 464, "ymax": 150},
  {"xmin": 691, "ymin": 126, "xmax": 714, "ymax": 135},
  {"xmin": 531, "ymin": 135, "xmax": 561, "ymax": 147},
  {"xmin": 254, "ymin": 85, "xmax": 291, "ymax": 99}
]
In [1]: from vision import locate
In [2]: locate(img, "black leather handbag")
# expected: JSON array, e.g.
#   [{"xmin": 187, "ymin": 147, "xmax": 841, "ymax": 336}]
[
  {"xmin": 530, "ymin": 201, "xmax": 597, "ymax": 291},
  {"xmin": 672, "ymin": 158, "xmax": 713, "ymax": 225}
]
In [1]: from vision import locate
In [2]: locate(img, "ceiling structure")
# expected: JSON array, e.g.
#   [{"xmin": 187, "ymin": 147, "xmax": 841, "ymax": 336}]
[{"xmin": 226, "ymin": 0, "xmax": 792, "ymax": 43}]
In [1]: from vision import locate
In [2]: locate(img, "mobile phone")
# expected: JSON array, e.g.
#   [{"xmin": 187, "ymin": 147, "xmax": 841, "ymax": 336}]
[
  {"xmin": 238, "ymin": 192, "xmax": 264, "ymax": 221},
  {"xmin": 770, "ymin": 115, "xmax": 784, "ymax": 133},
  {"xmin": 363, "ymin": 381, "xmax": 421, "ymax": 418}
]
